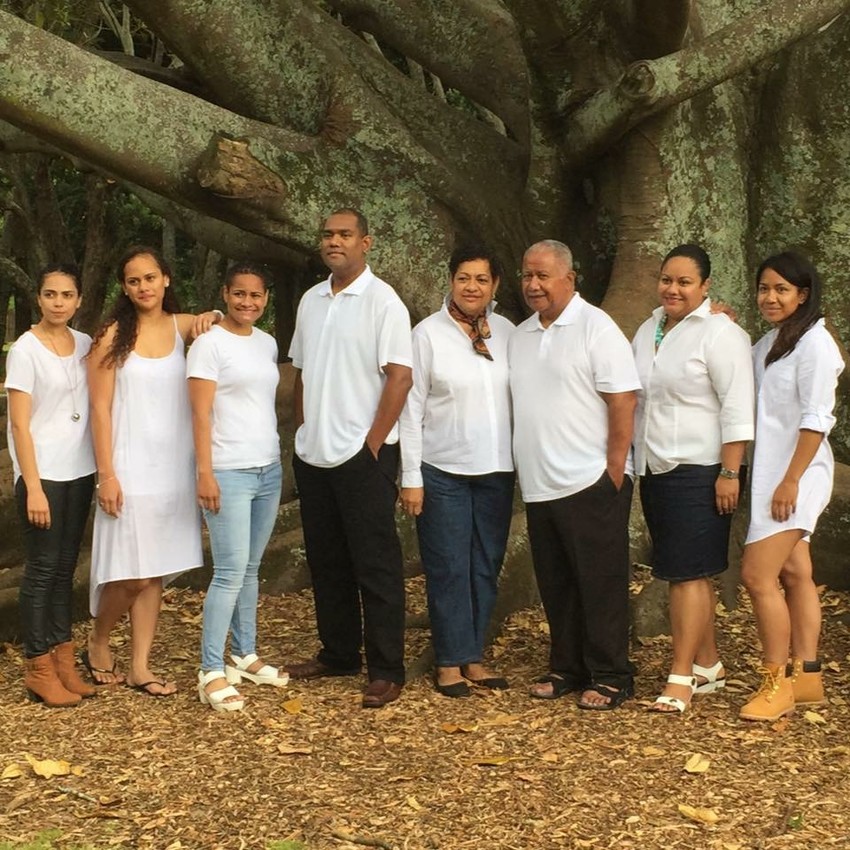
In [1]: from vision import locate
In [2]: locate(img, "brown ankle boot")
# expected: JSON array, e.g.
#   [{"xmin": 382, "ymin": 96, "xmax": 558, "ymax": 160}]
[
  {"xmin": 51, "ymin": 642, "xmax": 97, "ymax": 698},
  {"xmin": 790, "ymin": 658, "xmax": 825, "ymax": 706},
  {"xmin": 25, "ymin": 654, "xmax": 81, "ymax": 708},
  {"xmin": 739, "ymin": 662, "xmax": 794, "ymax": 722}
]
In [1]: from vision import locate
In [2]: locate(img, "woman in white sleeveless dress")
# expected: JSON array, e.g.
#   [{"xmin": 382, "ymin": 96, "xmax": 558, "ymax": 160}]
[{"xmin": 84, "ymin": 246, "xmax": 220, "ymax": 695}]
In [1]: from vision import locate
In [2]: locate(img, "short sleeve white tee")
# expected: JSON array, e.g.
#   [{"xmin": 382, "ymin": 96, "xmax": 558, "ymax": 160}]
[
  {"xmin": 186, "ymin": 325, "xmax": 280, "ymax": 470},
  {"xmin": 289, "ymin": 266, "xmax": 413, "ymax": 468},
  {"xmin": 5, "ymin": 329, "xmax": 96, "ymax": 482},
  {"xmin": 508, "ymin": 293, "xmax": 641, "ymax": 502},
  {"xmin": 399, "ymin": 302, "xmax": 514, "ymax": 487}
]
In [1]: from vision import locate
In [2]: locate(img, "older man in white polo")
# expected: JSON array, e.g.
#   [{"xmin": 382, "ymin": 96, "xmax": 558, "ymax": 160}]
[{"xmin": 508, "ymin": 240, "xmax": 640, "ymax": 710}]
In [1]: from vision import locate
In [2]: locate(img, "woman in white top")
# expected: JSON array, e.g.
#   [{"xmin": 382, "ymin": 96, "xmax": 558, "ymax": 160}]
[
  {"xmin": 188, "ymin": 264, "xmax": 285, "ymax": 712},
  {"xmin": 8, "ymin": 265, "xmax": 96, "ymax": 707},
  {"xmin": 399, "ymin": 245, "xmax": 515, "ymax": 697},
  {"xmin": 632, "ymin": 244, "xmax": 754, "ymax": 714},
  {"xmin": 740, "ymin": 251, "xmax": 844, "ymax": 722},
  {"xmin": 84, "ymin": 246, "xmax": 219, "ymax": 695}
]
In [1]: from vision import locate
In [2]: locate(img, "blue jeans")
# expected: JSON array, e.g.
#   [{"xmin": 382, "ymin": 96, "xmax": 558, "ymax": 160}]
[
  {"xmin": 200, "ymin": 462, "xmax": 282, "ymax": 672},
  {"xmin": 416, "ymin": 464, "xmax": 515, "ymax": 667}
]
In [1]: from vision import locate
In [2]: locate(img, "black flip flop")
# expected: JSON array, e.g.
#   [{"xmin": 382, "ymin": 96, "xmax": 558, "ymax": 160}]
[
  {"xmin": 127, "ymin": 680, "xmax": 177, "ymax": 698},
  {"xmin": 529, "ymin": 673, "xmax": 582, "ymax": 700},
  {"xmin": 80, "ymin": 649, "xmax": 122, "ymax": 686}
]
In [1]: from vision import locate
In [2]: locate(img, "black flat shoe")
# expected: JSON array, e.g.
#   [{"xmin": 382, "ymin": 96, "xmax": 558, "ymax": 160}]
[
  {"xmin": 434, "ymin": 678, "xmax": 470, "ymax": 698},
  {"xmin": 466, "ymin": 676, "xmax": 509, "ymax": 691}
]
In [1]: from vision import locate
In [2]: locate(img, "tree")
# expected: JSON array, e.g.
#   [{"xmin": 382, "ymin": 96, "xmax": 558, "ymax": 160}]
[{"xmin": 1, "ymin": 0, "xmax": 849, "ymax": 442}]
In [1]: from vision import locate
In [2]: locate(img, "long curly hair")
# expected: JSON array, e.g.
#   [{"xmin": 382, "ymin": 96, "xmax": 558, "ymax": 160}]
[
  {"xmin": 90, "ymin": 245, "xmax": 181, "ymax": 369},
  {"xmin": 757, "ymin": 251, "xmax": 823, "ymax": 367}
]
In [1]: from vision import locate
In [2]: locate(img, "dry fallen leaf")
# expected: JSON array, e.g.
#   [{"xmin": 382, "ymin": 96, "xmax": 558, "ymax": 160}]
[
  {"xmin": 642, "ymin": 746, "xmax": 665, "ymax": 757},
  {"xmin": 282, "ymin": 697, "xmax": 302, "ymax": 715},
  {"xmin": 479, "ymin": 714, "xmax": 520, "ymax": 727},
  {"xmin": 804, "ymin": 710, "xmax": 826, "ymax": 724},
  {"xmin": 540, "ymin": 752, "xmax": 559, "ymax": 763},
  {"xmin": 277, "ymin": 744, "xmax": 313, "ymax": 755},
  {"xmin": 678, "ymin": 803, "xmax": 719, "ymax": 824},
  {"xmin": 441, "ymin": 722, "xmax": 478, "ymax": 734},
  {"xmin": 465, "ymin": 755, "xmax": 515, "ymax": 767},
  {"xmin": 684, "ymin": 753, "xmax": 710, "ymax": 774},
  {"xmin": 1, "ymin": 764, "xmax": 22, "ymax": 780},
  {"xmin": 406, "ymin": 795, "xmax": 423, "ymax": 811},
  {"xmin": 25, "ymin": 753, "xmax": 72, "ymax": 779}
]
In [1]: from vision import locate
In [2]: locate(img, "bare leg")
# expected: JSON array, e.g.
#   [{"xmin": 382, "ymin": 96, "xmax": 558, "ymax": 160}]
[
  {"xmin": 741, "ymin": 530, "xmax": 805, "ymax": 665},
  {"xmin": 779, "ymin": 540, "xmax": 821, "ymax": 661},
  {"xmin": 127, "ymin": 578, "xmax": 176, "ymax": 695},
  {"xmin": 87, "ymin": 579, "xmax": 144, "ymax": 684},
  {"xmin": 652, "ymin": 578, "xmax": 714, "ymax": 711}
]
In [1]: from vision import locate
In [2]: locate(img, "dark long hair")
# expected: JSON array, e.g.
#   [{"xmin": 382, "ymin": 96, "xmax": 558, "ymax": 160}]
[
  {"xmin": 37, "ymin": 263, "xmax": 82, "ymax": 294},
  {"xmin": 757, "ymin": 251, "xmax": 823, "ymax": 366},
  {"xmin": 90, "ymin": 246, "xmax": 181, "ymax": 369}
]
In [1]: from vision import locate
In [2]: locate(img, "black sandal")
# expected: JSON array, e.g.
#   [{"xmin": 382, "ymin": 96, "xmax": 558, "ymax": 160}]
[
  {"xmin": 529, "ymin": 673, "xmax": 582, "ymax": 700},
  {"xmin": 577, "ymin": 683, "xmax": 632, "ymax": 711}
]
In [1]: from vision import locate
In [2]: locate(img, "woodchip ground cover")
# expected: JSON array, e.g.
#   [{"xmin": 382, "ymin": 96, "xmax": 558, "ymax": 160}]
[{"xmin": 1, "ymin": 576, "xmax": 849, "ymax": 850}]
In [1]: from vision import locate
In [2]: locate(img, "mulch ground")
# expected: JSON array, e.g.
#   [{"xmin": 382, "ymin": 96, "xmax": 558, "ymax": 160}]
[{"xmin": 1, "ymin": 575, "xmax": 850, "ymax": 850}]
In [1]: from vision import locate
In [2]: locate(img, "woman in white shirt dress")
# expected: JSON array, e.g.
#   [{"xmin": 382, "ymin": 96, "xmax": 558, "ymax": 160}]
[
  {"xmin": 8, "ymin": 265, "xmax": 96, "ymax": 707},
  {"xmin": 399, "ymin": 245, "xmax": 515, "ymax": 697},
  {"xmin": 740, "ymin": 251, "xmax": 844, "ymax": 722},
  {"xmin": 633, "ymin": 244, "xmax": 754, "ymax": 714},
  {"xmin": 188, "ymin": 264, "xmax": 285, "ymax": 712},
  {"xmin": 84, "ymin": 246, "xmax": 219, "ymax": 696}
]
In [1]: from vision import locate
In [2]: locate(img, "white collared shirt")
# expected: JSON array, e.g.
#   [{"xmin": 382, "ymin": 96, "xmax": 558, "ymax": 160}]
[
  {"xmin": 631, "ymin": 299, "xmax": 754, "ymax": 475},
  {"xmin": 399, "ymin": 301, "xmax": 514, "ymax": 487},
  {"xmin": 508, "ymin": 293, "xmax": 641, "ymax": 503},
  {"xmin": 289, "ymin": 265, "xmax": 412, "ymax": 468}
]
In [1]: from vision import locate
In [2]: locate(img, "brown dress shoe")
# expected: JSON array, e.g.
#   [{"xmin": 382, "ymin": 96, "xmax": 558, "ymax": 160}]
[
  {"xmin": 284, "ymin": 658, "xmax": 361, "ymax": 680},
  {"xmin": 362, "ymin": 679, "xmax": 403, "ymax": 709}
]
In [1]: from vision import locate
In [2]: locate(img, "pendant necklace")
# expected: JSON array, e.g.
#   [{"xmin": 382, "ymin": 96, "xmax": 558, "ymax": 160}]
[
  {"xmin": 654, "ymin": 313, "xmax": 669, "ymax": 350},
  {"xmin": 41, "ymin": 328, "xmax": 82, "ymax": 422}
]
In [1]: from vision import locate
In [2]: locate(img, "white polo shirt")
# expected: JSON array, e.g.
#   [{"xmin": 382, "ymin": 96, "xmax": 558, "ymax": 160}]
[
  {"xmin": 632, "ymin": 299, "xmax": 754, "ymax": 475},
  {"xmin": 289, "ymin": 265, "xmax": 412, "ymax": 468},
  {"xmin": 399, "ymin": 301, "xmax": 514, "ymax": 488},
  {"xmin": 508, "ymin": 293, "xmax": 641, "ymax": 503}
]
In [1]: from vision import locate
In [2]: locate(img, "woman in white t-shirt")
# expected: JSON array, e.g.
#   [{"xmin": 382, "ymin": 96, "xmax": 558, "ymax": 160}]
[
  {"xmin": 188, "ymin": 264, "xmax": 284, "ymax": 711},
  {"xmin": 740, "ymin": 251, "xmax": 844, "ymax": 722},
  {"xmin": 399, "ymin": 245, "xmax": 515, "ymax": 698},
  {"xmin": 7, "ymin": 265, "xmax": 96, "ymax": 707}
]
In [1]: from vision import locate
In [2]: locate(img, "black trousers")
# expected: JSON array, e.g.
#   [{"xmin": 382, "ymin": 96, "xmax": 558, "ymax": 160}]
[
  {"xmin": 525, "ymin": 473, "xmax": 634, "ymax": 691},
  {"xmin": 16, "ymin": 475, "xmax": 95, "ymax": 657},
  {"xmin": 293, "ymin": 444, "xmax": 405, "ymax": 684}
]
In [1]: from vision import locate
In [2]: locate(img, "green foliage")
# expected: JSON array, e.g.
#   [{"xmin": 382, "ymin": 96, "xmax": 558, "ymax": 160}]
[{"xmin": 266, "ymin": 841, "xmax": 309, "ymax": 850}]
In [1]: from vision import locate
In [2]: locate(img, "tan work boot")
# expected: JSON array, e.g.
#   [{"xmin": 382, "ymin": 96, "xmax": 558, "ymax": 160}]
[
  {"xmin": 789, "ymin": 658, "xmax": 825, "ymax": 706},
  {"xmin": 25, "ymin": 654, "xmax": 81, "ymax": 708},
  {"xmin": 51, "ymin": 642, "xmax": 97, "ymax": 699},
  {"xmin": 739, "ymin": 662, "xmax": 794, "ymax": 722}
]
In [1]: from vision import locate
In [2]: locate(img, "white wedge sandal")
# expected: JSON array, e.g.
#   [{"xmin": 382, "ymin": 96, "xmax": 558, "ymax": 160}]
[
  {"xmin": 198, "ymin": 670, "xmax": 245, "ymax": 712},
  {"xmin": 693, "ymin": 660, "xmax": 726, "ymax": 694},
  {"xmin": 650, "ymin": 673, "xmax": 697, "ymax": 714},
  {"xmin": 225, "ymin": 653, "xmax": 290, "ymax": 687}
]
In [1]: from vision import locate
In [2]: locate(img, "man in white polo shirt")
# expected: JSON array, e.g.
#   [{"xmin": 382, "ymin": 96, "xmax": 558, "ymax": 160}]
[
  {"xmin": 286, "ymin": 208, "xmax": 413, "ymax": 709},
  {"xmin": 509, "ymin": 240, "xmax": 640, "ymax": 711}
]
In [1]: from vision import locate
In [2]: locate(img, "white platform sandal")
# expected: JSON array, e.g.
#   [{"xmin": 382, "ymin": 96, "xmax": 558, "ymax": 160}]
[
  {"xmin": 198, "ymin": 670, "xmax": 245, "ymax": 712},
  {"xmin": 225, "ymin": 653, "xmax": 290, "ymax": 687},
  {"xmin": 650, "ymin": 673, "xmax": 697, "ymax": 714},
  {"xmin": 693, "ymin": 660, "xmax": 726, "ymax": 694}
]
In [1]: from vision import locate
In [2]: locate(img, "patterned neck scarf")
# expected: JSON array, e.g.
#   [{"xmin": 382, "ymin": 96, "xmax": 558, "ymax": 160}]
[{"xmin": 448, "ymin": 299, "xmax": 493, "ymax": 361}]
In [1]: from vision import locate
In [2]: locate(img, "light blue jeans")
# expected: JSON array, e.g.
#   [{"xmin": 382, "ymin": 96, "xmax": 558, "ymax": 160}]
[{"xmin": 200, "ymin": 462, "xmax": 282, "ymax": 672}]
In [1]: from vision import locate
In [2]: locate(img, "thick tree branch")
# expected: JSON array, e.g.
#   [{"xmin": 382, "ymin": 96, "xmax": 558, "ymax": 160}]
[
  {"xmin": 127, "ymin": 183, "xmax": 310, "ymax": 269},
  {"xmin": 0, "ymin": 256, "xmax": 37, "ymax": 312},
  {"xmin": 564, "ymin": 0, "xmax": 850, "ymax": 164},
  {"xmin": 326, "ymin": 0, "xmax": 530, "ymax": 143},
  {"xmin": 617, "ymin": 0, "xmax": 691, "ymax": 60}
]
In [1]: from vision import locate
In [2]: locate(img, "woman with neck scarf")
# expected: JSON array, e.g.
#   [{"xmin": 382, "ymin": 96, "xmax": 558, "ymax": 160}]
[{"xmin": 399, "ymin": 245, "xmax": 515, "ymax": 697}]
